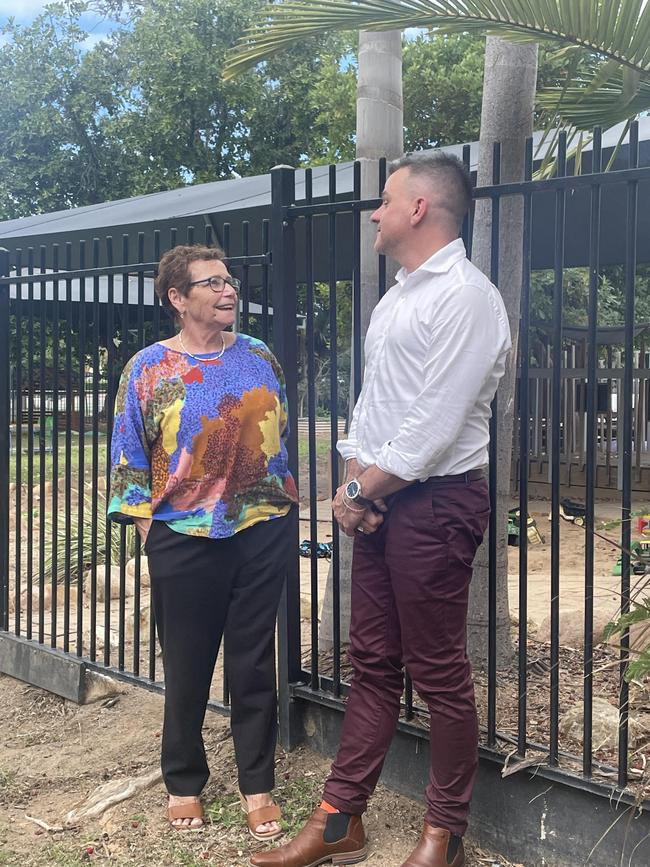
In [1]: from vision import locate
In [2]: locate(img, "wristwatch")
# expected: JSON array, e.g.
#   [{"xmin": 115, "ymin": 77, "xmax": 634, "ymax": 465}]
[{"xmin": 345, "ymin": 478, "xmax": 374, "ymax": 508}]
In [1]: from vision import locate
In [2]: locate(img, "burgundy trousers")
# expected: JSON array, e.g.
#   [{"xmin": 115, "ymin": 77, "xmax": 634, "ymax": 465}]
[{"xmin": 322, "ymin": 474, "xmax": 490, "ymax": 836}]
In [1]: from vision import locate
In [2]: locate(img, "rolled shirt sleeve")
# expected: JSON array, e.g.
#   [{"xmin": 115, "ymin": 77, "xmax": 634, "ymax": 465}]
[
  {"xmin": 375, "ymin": 283, "xmax": 510, "ymax": 481},
  {"xmin": 107, "ymin": 358, "xmax": 154, "ymax": 523},
  {"xmin": 336, "ymin": 397, "xmax": 360, "ymax": 463}
]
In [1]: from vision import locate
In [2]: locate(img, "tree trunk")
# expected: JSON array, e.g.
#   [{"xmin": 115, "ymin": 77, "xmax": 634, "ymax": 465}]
[
  {"xmin": 467, "ymin": 37, "xmax": 539, "ymax": 670},
  {"xmin": 319, "ymin": 30, "xmax": 403, "ymax": 651}
]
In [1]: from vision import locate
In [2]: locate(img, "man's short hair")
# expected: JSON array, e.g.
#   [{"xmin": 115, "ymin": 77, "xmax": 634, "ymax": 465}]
[
  {"xmin": 155, "ymin": 244, "xmax": 226, "ymax": 322},
  {"xmin": 389, "ymin": 152, "xmax": 473, "ymax": 228}
]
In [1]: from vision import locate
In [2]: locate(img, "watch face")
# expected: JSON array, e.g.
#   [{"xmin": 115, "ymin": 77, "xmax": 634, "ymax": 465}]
[{"xmin": 346, "ymin": 479, "xmax": 361, "ymax": 500}]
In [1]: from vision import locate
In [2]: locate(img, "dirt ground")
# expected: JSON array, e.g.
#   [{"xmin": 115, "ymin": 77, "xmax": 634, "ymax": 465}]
[{"xmin": 0, "ymin": 675, "xmax": 521, "ymax": 867}]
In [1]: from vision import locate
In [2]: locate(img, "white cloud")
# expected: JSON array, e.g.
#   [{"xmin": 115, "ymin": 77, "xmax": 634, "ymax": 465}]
[{"xmin": 0, "ymin": 0, "xmax": 48, "ymax": 18}]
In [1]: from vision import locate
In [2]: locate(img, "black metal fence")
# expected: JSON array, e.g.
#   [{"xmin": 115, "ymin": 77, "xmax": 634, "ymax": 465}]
[
  {"xmin": 1, "ymin": 123, "xmax": 649, "ymax": 810},
  {"xmin": 272, "ymin": 124, "xmax": 650, "ymax": 804},
  {"xmin": 0, "ymin": 222, "xmax": 271, "ymax": 712}
]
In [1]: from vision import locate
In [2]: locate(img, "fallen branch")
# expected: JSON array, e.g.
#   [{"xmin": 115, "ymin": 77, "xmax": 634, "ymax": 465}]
[
  {"xmin": 25, "ymin": 814, "xmax": 64, "ymax": 832},
  {"xmin": 64, "ymin": 768, "xmax": 162, "ymax": 827}
]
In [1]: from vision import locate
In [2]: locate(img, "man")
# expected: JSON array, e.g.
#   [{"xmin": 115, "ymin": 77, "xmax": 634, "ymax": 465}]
[{"xmin": 251, "ymin": 152, "xmax": 511, "ymax": 867}]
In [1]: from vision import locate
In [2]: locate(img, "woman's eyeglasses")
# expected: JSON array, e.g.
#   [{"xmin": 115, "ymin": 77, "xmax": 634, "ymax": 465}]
[{"xmin": 188, "ymin": 275, "xmax": 241, "ymax": 293}]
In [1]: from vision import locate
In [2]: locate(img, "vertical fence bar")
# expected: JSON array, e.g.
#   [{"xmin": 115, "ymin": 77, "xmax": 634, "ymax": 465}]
[
  {"xmin": 304, "ymin": 169, "xmax": 320, "ymax": 691},
  {"xmin": 583, "ymin": 127, "xmax": 602, "ymax": 777},
  {"xmin": 76, "ymin": 241, "xmax": 86, "ymax": 656},
  {"xmin": 352, "ymin": 161, "xmax": 362, "ymax": 404},
  {"xmin": 50, "ymin": 245, "xmax": 60, "ymax": 647},
  {"xmin": 0, "ymin": 250, "xmax": 9, "ymax": 632},
  {"xmin": 89, "ymin": 239, "xmax": 101, "ymax": 662},
  {"xmin": 104, "ymin": 236, "xmax": 115, "ymax": 667},
  {"xmin": 38, "ymin": 246, "xmax": 47, "ymax": 644},
  {"xmin": 618, "ymin": 122, "xmax": 639, "ymax": 788},
  {"xmin": 13, "ymin": 250, "xmax": 23, "ymax": 636},
  {"xmin": 271, "ymin": 166, "xmax": 302, "ymax": 748},
  {"xmin": 26, "ymin": 247, "xmax": 35, "ymax": 641},
  {"xmin": 518, "ymin": 137, "xmax": 534, "ymax": 758},
  {"xmin": 150, "ymin": 230, "xmax": 160, "ymax": 682},
  {"xmin": 549, "ymin": 132, "xmax": 568, "ymax": 767},
  {"xmin": 261, "ymin": 221, "xmax": 270, "ymax": 344},
  {"xmin": 63, "ymin": 243, "xmax": 73, "ymax": 651},
  {"xmin": 241, "ymin": 221, "xmax": 250, "ymax": 333},
  {"xmin": 118, "ymin": 235, "xmax": 129, "ymax": 670},
  {"xmin": 133, "ymin": 233, "xmax": 146, "ymax": 678},
  {"xmin": 152, "ymin": 231, "xmax": 161, "ymax": 345},
  {"xmin": 487, "ymin": 141, "xmax": 501, "ymax": 748},
  {"xmin": 378, "ymin": 158, "xmax": 387, "ymax": 298},
  {"xmin": 404, "ymin": 677, "xmax": 414, "ymax": 722},
  {"xmin": 328, "ymin": 164, "xmax": 341, "ymax": 697},
  {"xmin": 461, "ymin": 144, "xmax": 472, "ymax": 256}
]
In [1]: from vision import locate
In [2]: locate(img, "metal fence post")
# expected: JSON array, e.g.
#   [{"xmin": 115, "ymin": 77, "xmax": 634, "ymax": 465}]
[
  {"xmin": 270, "ymin": 166, "xmax": 303, "ymax": 750},
  {"xmin": 0, "ymin": 248, "xmax": 10, "ymax": 631}
]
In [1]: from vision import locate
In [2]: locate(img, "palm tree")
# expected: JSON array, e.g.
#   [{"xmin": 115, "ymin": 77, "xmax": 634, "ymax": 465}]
[
  {"xmin": 224, "ymin": 1, "xmax": 650, "ymax": 136},
  {"xmin": 467, "ymin": 36, "xmax": 538, "ymax": 667},
  {"xmin": 319, "ymin": 30, "xmax": 404, "ymax": 652}
]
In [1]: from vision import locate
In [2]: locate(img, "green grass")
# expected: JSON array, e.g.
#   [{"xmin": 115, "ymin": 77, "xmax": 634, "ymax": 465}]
[
  {"xmin": 166, "ymin": 844, "xmax": 215, "ymax": 867},
  {"xmin": 43, "ymin": 844, "xmax": 87, "ymax": 867},
  {"xmin": 297, "ymin": 436, "xmax": 331, "ymax": 462},
  {"xmin": 9, "ymin": 432, "xmax": 108, "ymax": 487},
  {"xmin": 274, "ymin": 775, "xmax": 322, "ymax": 836},
  {"xmin": 205, "ymin": 774, "xmax": 320, "ymax": 840},
  {"xmin": 0, "ymin": 770, "xmax": 15, "ymax": 794},
  {"xmin": 12, "ymin": 431, "xmax": 328, "ymax": 484},
  {"xmin": 204, "ymin": 793, "xmax": 243, "ymax": 831}
]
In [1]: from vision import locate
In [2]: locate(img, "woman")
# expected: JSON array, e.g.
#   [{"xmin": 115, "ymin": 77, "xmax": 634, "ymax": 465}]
[{"xmin": 108, "ymin": 244, "xmax": 297, "ymax": 837}]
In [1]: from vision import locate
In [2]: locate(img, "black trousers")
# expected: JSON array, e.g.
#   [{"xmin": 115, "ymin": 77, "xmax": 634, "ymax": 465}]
[{"xmin": 146, "ymin": 511, "xmax": 292, "ymax": 796}]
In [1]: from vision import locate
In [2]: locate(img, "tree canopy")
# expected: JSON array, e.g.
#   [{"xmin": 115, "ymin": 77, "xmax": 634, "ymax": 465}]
[
  {"xmin": 0, "ymin": 0, "xmax": 595, "ymax": 222},
  {"xmin": 0, "ymin": 0, "xmax": 357, "ymax": 219}
]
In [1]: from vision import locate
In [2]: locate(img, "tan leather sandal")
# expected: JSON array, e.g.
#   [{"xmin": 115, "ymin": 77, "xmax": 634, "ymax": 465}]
[
  {"xmin": 239, "ymin": 792, "xmax": 283, "ymax": 842},
  {"xmin": 168, "ymin": 799, "xmax": 205, "ymax": 830}
]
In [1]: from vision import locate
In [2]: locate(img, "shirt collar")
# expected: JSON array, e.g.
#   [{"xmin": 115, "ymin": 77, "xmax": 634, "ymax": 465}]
[{"xmin": 396, "ymin": 238, "xmax": 467, "ymax": 286}]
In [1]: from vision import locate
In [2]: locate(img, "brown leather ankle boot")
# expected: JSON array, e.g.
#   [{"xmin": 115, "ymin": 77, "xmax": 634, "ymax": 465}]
[
  {"xmin": 249, "ymin": 806, "xmax": 367, "ymax": 866},
  {"xmin": 400, "ymin": 823, "xmax": 464, "ymax": 867}
]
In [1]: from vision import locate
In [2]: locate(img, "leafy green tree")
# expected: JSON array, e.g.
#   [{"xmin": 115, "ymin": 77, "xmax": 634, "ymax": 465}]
[
  {"xmin": 0, "ymin": 2, "xmax": 130, "ymax": 219},
  {"xmin": 531, "ymin": 267, "xmax": 650, "ymax": 328},
  {"xmin": 82, "ymin": 0, "xmax": 359, "ymax": 190},
  {"xmin": 403, "ymin": 32, "xmax": 594, "ymax": 151},
  {"xmin": 0, "ymin": 0, "xmax": 358, "ymax": 217},
  {"xmin": 402, "ymin": 33, "xmax": 484, "ymax": 150}
]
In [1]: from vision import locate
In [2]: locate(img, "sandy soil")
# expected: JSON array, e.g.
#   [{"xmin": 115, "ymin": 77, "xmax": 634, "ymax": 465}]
[{"xmin": 0, "ymin": 674, "xmax": 521, "ymax": 867}]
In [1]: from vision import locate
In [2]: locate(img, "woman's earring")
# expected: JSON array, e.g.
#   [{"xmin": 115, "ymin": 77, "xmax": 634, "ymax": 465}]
[{"xmin": 180, "ymin": 311, "xmax": 185, "ymax": 318}]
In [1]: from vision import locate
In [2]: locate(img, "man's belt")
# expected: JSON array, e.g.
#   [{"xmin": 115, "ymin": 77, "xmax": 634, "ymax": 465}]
[{"xmin": 428, "ymin": 468, "xmax": 486, "ymax": 485}]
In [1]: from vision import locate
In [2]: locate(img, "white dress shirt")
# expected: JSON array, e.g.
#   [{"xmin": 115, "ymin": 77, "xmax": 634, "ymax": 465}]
[{"xmin": 337, "ymin": 238, "xmax": 512, "ymax": 482}]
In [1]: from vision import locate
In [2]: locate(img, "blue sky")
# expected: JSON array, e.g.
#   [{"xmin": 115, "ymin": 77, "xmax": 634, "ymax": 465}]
[{"xmin": 0, "ymin": 1, "xmax": 115, "ymax": 48}]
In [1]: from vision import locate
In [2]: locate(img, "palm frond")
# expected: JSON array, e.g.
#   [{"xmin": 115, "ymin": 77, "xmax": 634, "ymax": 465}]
[
  {"xmin": 537, "ymin": 66, "xmax": 650, "ymax": 129},
  {"xmin": 224, "ymin": 0, "xmax": 650, "ymax": 80}
]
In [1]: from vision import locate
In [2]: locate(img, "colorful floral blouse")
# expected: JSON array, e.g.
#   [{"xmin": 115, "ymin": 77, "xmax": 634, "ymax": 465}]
[{"xmin": 108, "ymin": 335, "xmax": 298, "ymax": 538}]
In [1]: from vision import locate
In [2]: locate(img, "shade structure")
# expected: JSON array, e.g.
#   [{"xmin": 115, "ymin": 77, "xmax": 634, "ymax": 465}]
[{"xmin": 1, "ymin": 119, "xmax": 649, "ymax": 278}]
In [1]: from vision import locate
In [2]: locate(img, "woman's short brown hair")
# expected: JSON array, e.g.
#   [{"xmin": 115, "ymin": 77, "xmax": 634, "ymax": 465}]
[{"xmin": 155, "ymin": 244, "xmax": 226, "ymax": 321}]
